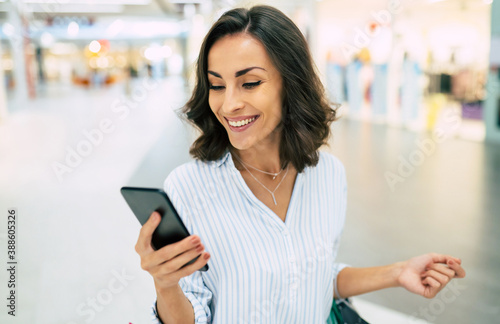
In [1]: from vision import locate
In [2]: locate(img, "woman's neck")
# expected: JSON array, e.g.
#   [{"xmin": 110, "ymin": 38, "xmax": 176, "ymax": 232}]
[{"xmin": 231, "ymin": 146, "xmax": 282, "ymax": 174}]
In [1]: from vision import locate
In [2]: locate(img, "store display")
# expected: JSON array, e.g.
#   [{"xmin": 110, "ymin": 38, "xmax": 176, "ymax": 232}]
[
  {"xmin": 461, "ymin": 101, "xmax": 483, "ymax": 120},
  {"xmin": 346, "ymin": 60, "xmax": 363, "ymax": 113},
  {"xmin": 401, "ymin": 59, "xmax": 421, "ymax": 122},
  {"xmin": 326, "ymin": 62, "xmax": 345, "ymax": 104},
  {"xmin": 371, "ymin": 63, "xmax": 388, "ymax": 117}
]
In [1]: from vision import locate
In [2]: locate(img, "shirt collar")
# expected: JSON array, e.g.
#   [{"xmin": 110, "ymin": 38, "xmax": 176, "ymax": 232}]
[{"xmin": 211, "ymin": 148, "xmax": 232, "ymax": 168}]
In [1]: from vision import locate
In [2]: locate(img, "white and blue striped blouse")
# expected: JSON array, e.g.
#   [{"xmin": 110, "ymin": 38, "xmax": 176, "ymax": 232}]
[{"xmin": 151, "ymin": 149, "xmax": 348, "ymax": 323}]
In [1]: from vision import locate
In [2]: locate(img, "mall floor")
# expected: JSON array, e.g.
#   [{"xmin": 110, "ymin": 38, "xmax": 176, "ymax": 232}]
[{"xmin": 0, "ymin": 77, "xmax": 498, "ymax": 324}]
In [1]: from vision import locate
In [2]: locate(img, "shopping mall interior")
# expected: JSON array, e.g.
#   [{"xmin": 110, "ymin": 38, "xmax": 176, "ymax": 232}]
[{"xmin": 0, "ymin": 0, "xmax": 499, "ymax": 323}]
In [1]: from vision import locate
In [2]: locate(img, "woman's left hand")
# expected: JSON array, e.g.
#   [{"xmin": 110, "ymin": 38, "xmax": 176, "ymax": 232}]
[{"xmin": 397, "ymin": 253, "xmax": 466, "ymax": 299}]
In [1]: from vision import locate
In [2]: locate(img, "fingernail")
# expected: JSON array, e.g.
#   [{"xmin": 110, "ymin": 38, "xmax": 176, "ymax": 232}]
[
  {"xmin": 204, "ymin": 252, "xmax": 210, "ymax": 260},
  {"xmin": 190, "ymin": 236, "xmax": 199, "ymax": 243}
]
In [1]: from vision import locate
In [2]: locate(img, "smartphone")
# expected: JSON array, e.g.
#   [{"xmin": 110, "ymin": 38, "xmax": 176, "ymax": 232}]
[{"xmin": 120, "ymin": 186, "xmax": 208, "ymax": 271}]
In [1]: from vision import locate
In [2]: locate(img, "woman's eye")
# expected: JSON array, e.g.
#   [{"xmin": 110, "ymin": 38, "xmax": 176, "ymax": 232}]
[
  {"xmin": 209, "ymin": 85, "xmax": 225, "ymax": 91},
  {"xmin": 243, "ymin": 81, "xmax": 262, "ymax": 89}
]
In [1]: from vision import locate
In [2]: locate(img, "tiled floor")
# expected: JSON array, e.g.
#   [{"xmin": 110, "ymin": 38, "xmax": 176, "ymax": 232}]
[{"xmin": 0, "ymin": 78, "xmax": 498, "ymax": 323}]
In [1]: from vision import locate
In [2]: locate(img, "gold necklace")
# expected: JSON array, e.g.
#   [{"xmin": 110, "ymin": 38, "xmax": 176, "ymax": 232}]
[
  {"xmin": 233, "ymin": 153, "xmax": 284, "ymax": 180},
  {"xmin": 236, "ymin": 157, "xmax": 290, "ymax": 206}
]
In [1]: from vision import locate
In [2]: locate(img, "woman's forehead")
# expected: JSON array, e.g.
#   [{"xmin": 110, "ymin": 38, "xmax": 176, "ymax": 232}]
[{"xmin": 207, "ymin": 34, "xmax": 275, "ymax": 73}]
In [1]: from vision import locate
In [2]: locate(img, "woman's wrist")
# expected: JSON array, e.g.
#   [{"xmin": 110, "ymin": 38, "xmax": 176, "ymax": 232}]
[
  {"xmin": 391, "ymin": 261, "xmax": 406, "ymax": 288},
  {"xmin": 155, "ymin": 281, "xmax": 181, "ymax": 298}
]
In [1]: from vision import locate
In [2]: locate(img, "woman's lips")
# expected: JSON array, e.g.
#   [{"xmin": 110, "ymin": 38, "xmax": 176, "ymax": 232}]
[{"xmin": 226, "ymin": 115, "xmax": 259, "ymax": 132}]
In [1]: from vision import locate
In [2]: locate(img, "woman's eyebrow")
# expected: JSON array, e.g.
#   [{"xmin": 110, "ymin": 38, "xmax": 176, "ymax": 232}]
[
  {"xmin": 235, "ymin": 66, "xmax": 266, "ymax": 77},
  {"xmin": 208, "ymin": 71, "xmax": 222, "ymax": 78},
  {"xmin": 207, "ymin": 66, "xmax": 266, "ymax": 79}
]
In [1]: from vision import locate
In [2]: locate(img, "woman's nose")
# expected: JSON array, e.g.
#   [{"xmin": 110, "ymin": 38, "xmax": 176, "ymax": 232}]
[{"xmin": 222, "ymin": 87, "xmax": 244, "ymax": 113}]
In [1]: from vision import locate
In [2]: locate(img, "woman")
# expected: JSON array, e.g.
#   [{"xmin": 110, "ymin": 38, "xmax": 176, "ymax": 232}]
[{"xmin": 135, "ymin": 5, "xmax": 466, "ymax": 323}]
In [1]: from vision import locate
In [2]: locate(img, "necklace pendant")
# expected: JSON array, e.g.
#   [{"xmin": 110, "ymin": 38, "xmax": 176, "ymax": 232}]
[
  {"xmin": 272, "ymin": 175, "xmax": 277, "ymax": 180},
  {"xmin": 271, "ymin": 193, "xmax": 277, "ymax": 205}
]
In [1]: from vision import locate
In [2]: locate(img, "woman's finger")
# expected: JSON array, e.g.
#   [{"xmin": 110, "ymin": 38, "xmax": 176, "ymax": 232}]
[
  {"xmin": 142, "ymin": 235, "xmax": 202, "ymax": 271},
  {"xmin": 158, "ymin": 244, "xmax": 205, "ymax": 275},
  {"xmin": 423, "ymin": 269, "xmax": 450, "ymax": 286},
  {"xmin": 447, "ymin": 259, "xmax": 466, "ymax": 278},
  {"xmin": 423, "ymin": 276, "xmax": 441, "ymax": 289},
  {"xmin": 426, "ymin": 263, "xmax": 455, "ymax": 279},
  {"xmin": 174, "ymin": 252, "xmax": 211, "ymax": 280},
  {"xmin": 156, "ymin": 235, "xmax": 201, "ymax": 263},
  {"xmin": 135, "ymin": 212, "xmax": 161, "ymax": 255}
]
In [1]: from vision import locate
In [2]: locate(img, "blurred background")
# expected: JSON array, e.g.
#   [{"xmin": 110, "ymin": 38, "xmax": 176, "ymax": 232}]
[{"xmin": 0, "ymin": 0, "xmax": 499, "ymax": 323}]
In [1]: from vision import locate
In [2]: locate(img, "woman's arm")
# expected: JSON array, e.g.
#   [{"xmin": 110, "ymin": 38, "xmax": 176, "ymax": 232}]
[
  {"xmin": 336, "ymin": 253, "xmax": 466, "ymax": 299},
  {"xmin": 335, "ymin": 263, "xmax": 403, "ymax": 298},
  {"xmin": 155, "ymin": 284, "xmax": 195, "ymax": 324}
]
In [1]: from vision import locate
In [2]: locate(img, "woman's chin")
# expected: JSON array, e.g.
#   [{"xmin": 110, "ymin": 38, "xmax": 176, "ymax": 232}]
[
  {"xmin": 229, "ymin": 142, "xmax": 250, "ymax": 151},
  {"xmin": 229, "ymin": 138, "xmax": 255, "ymax": 151}
]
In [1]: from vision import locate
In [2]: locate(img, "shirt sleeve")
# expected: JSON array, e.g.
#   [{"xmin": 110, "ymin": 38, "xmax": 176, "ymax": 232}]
[{"xmin": 178, "ymin": 271, "xmax": 213, "ymax": 323}]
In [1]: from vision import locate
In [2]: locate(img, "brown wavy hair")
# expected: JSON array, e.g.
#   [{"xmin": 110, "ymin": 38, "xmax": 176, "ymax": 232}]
[{"xmin": 183, "ymin": 5, "xmax": 337, "ymax": 173}]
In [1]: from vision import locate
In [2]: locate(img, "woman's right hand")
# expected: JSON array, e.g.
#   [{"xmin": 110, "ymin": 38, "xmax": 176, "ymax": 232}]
[{"xmin": 135, "ymin": 211, "xmax": 210, "ymax": 291}]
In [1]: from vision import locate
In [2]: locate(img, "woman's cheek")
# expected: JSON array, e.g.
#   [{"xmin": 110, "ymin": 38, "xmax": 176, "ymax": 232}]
[{"xmin": 208, "ymin": 97, "xmax": 219, "ymax": 115}]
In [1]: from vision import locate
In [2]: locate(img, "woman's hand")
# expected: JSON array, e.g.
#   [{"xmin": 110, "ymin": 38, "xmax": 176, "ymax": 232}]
[
  {"xmin": 135, "ymin": 212, "xmax": 210, "ymax": 291},
  {"xmin": 397, "ymin": 253, "xmax": 466, "ymax": 299}
]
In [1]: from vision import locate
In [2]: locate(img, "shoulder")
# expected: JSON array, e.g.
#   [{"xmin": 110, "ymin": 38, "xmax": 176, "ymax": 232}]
[
  {"xmin": 164, "ymin": 151, "xmax": 231, "ymax": 194},
  {"xmin": 303, "ymin": 151, "xmax": 347, "ymax": 191},
  {"xmin": 164, "ymin": 159, "xmax": 211, "ymax": 189},
  {"xmin": 315, "ymin": 151, "xmax": 346, "ymax": 176}
]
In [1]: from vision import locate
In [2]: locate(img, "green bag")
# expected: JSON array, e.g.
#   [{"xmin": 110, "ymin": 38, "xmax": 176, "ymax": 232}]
[{"xmin": 328, "ymin": 299, "xmax": 370, "ymax": 324}]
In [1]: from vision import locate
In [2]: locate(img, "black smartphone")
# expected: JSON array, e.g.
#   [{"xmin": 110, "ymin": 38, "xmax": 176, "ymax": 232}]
[{"xmin": 120, "ymin": 186, "xmax": 208, "ymax": 271}]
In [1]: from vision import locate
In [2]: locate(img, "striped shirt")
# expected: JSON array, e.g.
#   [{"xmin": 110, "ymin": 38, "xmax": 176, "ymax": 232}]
[{"xmin": 151, "ymin": 149, "xmax": 348, "ymax": 323}]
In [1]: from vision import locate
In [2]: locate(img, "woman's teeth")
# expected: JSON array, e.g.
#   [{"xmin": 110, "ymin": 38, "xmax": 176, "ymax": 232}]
[{"xmin": 228, "ymin": 116, "xmax": 256, "ymax": 127}]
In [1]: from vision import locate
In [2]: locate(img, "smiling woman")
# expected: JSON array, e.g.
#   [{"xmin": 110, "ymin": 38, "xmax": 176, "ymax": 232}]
[
  {"xmin": 184, "ymin": 6, "xmax": 336, "ymax": 172},
  {"xmin": 132, "ymin": 5, "xmax": 466, "ymax": 324}
]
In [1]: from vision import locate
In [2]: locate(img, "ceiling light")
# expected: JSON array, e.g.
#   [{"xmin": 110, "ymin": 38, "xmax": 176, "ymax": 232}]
[
  {"xmin": 89, "ymin": 40, "xmax": 101, "ymax": 53},
  {"xmin": 67, "ymin": 21, "xmax": 79, "ymax": 37},
  {"xmin": 40, "ymin": 32, "xmax": 54, "ymax": 47}
]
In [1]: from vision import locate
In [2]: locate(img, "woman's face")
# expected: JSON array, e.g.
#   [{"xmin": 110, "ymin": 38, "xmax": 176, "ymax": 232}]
[{"xmin": 207, "ymin": 33, "xmax": 283, "ymax": 151}]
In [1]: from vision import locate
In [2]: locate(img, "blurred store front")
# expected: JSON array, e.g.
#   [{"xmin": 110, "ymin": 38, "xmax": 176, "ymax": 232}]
[
  {"xmin": 0, "ymin": 0, "xmax": 499, "ymax": 143},
  {"xmin": 316, "ymin": 0, "xmax": 496, "ymax": 143},
  {"xmin": 0, "ymin": 0, "xmax": 196, "ymax": 95}
]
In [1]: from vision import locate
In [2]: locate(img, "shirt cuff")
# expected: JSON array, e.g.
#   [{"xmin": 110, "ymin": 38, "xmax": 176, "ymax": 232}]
[
  {"xmin": 151, "ymin": 301, "xmax": 164, "ymax": 324},
  {"xmin": 184, "ymin": 292, "xmax": 210, "ymax": 324},
  {"xmin": 151, "ymin": 295, "xmax": 209, "ymax": 324}
]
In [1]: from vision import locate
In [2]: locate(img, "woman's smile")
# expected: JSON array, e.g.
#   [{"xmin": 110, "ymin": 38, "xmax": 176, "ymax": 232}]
[{"xmin": 225, "ymin": 115, "xmax": 260, "ymax": 132}]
